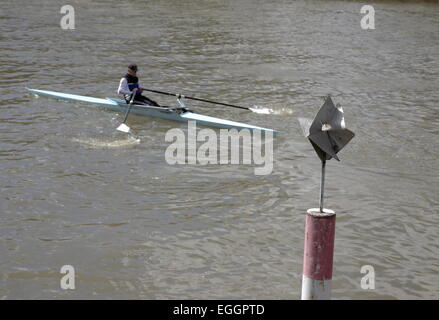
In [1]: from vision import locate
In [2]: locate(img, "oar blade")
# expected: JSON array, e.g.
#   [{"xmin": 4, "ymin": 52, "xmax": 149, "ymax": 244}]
[{"xmin": 116, "ymin": 123, "xmax": 131, "ymax": 133}]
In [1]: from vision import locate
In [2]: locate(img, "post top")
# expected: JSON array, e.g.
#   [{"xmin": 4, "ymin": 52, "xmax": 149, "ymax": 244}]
[{"xmin": 307, "ymin": 208, "xmax": 336, "ymax": 217}]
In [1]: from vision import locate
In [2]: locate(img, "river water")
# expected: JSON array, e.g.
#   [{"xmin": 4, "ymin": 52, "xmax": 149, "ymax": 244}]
[{"xmin": 1, "ymin": 0, "xmax": 438, "ymax": 299}]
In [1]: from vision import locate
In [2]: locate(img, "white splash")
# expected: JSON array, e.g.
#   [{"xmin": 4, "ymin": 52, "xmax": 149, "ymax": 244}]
[
  {"xmin": 72, "ymin": 136, "xmax": 140, "ymax": 149},
  {"xmin": 249, "ymin": 105, "xmax": 274, "ymax": 114}
]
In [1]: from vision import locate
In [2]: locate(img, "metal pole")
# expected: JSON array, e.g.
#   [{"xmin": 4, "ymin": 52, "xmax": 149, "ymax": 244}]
[
  {"xmin": 301, "ymin": 208, "xmax": 336, "ymax": 300},
  {"xmin": 319, "ymin": 159, "xmax": 326, "ymax": 213}
]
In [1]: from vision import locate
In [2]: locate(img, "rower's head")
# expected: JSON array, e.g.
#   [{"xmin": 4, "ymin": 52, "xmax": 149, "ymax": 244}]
[{"xmin": 127, "ymin": 64, "xmax": 138, "ymax": 75}]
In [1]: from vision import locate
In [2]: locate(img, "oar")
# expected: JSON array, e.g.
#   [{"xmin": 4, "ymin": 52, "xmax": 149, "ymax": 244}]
[
  {"xmin": 141, "ymin": 88, "xmax": 254, "ymax": 111},
  {"xmin": 116, "ymin": 95, "xmax": 135, "ymax": 133}
]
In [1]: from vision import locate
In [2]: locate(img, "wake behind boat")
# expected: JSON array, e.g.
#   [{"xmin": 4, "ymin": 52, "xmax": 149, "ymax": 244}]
[{"xmin": 27, "ymin": 88, "xmax": 278, "ymax": 134}]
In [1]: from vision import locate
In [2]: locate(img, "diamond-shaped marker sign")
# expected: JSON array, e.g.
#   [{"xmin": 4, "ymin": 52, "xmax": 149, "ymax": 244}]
[
  {"xmin": 298, "ymin": 96, "xmax": 355, "ymax": 212},
  {"xmin": 299, "ymin": 95, "xmax": 355, "ymax": 162}
]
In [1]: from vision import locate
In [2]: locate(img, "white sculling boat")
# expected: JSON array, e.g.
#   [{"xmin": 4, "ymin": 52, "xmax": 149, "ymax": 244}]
[{"xmin": 27, "ymin": 88, "xmax": 277, "ymax": 134}]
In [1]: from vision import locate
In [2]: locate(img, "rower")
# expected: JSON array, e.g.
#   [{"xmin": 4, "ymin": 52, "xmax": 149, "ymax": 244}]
[{"xmin": 117, "ymin": 64, "xmax": 160, "ymax": 107}]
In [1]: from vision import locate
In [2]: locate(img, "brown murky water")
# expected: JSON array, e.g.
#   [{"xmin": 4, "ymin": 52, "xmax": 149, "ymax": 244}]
[{"xmin": 1, "ymin": 0, "xmax": 438, "ymax": 299}]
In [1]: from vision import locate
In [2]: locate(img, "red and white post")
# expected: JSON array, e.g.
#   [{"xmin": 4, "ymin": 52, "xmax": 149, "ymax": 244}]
[{"xmin": 301, "ymin": 208, "xmax": 336, "ymax": 300}]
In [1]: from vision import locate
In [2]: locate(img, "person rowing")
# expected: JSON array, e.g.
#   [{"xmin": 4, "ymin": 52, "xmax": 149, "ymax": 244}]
[{"xmin": 117, "ymin": 64, "xmax": 161, "ymax": 107}]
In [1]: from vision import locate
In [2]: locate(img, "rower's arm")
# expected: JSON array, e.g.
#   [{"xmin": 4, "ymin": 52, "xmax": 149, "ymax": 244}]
[{"xmin": 117, "ymin": 78, "xmax": 132, "ymax": 95}]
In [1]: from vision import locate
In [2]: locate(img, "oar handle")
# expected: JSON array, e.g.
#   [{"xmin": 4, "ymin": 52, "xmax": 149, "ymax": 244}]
[{"xmin": 141, "ymin": 88, "xmax": 250, "ymax": 111}]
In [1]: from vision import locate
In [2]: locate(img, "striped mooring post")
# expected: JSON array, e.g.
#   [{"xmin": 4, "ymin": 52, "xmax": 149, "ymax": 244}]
[
  {"xmin": 297, "ymin": 95, "xmax": 355, "ymax": 300},
  {"xmin": 301, "ymin": 208, "xmax": 336, "ymax": 300}
]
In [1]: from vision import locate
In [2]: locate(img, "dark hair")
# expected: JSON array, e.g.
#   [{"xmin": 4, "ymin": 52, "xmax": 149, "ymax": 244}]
[{"xmin": 128, "ymin": 64, "xmax": 138, "ymax": 72}]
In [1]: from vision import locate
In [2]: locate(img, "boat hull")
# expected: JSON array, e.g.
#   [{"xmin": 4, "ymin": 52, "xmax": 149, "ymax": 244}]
[{"xmin": 27, "ymin": 88, "xmax": 277, "ymax": 134}]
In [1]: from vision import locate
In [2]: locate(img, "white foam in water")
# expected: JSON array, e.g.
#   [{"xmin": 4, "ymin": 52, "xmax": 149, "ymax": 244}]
[
  {"xmin": 249, "ymin": 106, "xmax": 274, "ymax": 114},
  {"xmin": 250, "ymin": 105, "xmax": 294, "ymax": 115},
  {"xmin": 72, "ymin": 136, "xmax": 140, "ymax": 149},
  {"xmin": 271, "ymin": 107, "xmax": 294, "ymax": 115}
]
